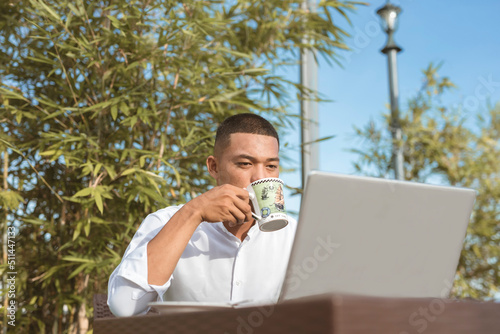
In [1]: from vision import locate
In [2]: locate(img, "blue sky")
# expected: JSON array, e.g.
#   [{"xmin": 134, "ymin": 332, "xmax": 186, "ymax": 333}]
[{"xmin": 281, "ymin": 0, "xmax": 500, "ymax": 212}]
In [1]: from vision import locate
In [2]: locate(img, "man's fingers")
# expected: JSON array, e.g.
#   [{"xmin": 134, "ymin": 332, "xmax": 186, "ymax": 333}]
[
  {"xmin": 232, "ymin": 186, "xmax": 250, "ymax": 201},
  {"xmin": 229, "ymin": 203, "xmax": 247, "ymax": 225},
  {"xmin": 232, "ymin": 197, "xmax": 253, "ymax": 222}
]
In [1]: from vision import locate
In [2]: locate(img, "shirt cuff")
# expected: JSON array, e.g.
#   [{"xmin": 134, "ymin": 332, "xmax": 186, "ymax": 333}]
[{"xmin": 115, "ymin": 241, "xmax": 173, "ymax": 300}]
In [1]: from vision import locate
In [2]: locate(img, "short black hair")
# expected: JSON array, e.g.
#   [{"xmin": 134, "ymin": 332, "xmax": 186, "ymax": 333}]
[{"xmin": 214, "ymin": 113, "xmax": 279, "ymax": 156}]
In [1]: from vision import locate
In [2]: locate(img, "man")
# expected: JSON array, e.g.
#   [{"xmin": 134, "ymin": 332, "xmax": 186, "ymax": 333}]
[{"xmin": 107, "ymin": 113, "xmax": 297, "ymax": 316}]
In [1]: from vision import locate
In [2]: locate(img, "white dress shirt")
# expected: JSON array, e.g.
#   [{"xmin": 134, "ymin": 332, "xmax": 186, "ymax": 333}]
[{"xmin": 107, "ymin": 205, "xmax": 297, "ymax": 317}]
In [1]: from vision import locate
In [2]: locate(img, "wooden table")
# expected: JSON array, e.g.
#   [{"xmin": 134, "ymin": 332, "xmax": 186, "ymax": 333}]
[{"xmin": 94, "ymin": 294, "xmax": 500, "ymax": 334}]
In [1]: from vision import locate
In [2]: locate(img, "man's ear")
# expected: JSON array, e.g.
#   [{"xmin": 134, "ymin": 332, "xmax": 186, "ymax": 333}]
[{"xmin": 206, "ymin": 155, "xmax": 218, "ymax": 179}]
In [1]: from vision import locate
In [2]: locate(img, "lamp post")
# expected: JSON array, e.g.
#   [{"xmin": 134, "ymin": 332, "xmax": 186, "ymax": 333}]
[
  {"xmin": 300, "ymin": 0, "xmax": 319, "ymax": 189},
  {"xmin": 377, "ymin": 1, "xmax": 404, "ymax": 180}
]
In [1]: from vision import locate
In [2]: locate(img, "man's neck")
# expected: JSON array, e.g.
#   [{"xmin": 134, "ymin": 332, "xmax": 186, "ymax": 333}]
[{"xmin": 222, "ymin": 220, "xmax": 256, "ymax": 241}]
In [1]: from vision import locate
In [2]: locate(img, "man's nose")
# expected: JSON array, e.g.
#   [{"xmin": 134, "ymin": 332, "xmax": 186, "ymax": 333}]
[{"xmin": 250, "ymin": 165, "xmax": 266, "ymax": 183}]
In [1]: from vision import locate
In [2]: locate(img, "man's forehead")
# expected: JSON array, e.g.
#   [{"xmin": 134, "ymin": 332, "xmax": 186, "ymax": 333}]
[
  {"xmin": 228, "ymin": 132, "xmax": 278, "ymax": 142},
  {"xmin": 223, "ymin": 133, "xmax": 279, "ymax": 156},
  {"xmin": 228, "ymin": 133, "xmax": 278, "ymax": 147}
]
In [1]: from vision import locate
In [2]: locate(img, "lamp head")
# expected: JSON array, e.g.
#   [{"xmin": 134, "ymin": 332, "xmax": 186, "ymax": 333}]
[{"xmin": 376, "ymin": 2, "xmax": 402, "ymax": 33}]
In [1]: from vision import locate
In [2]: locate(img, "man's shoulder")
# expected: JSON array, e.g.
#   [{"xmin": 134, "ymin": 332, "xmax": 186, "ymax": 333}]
[{"xmin": 135, "ymin": 204, "xmax": 185, "ymax": 236}]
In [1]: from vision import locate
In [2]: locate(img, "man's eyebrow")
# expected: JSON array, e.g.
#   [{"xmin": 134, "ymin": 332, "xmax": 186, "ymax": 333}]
[{"xmin": 235, "ymin": 154, "xmax": 280, "ymax": 162}]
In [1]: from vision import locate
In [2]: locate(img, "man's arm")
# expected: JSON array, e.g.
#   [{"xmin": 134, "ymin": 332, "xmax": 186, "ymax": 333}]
[
  {"xmin": 147, "ymin": 184, "xmax": 252, "ymax": 285},
  {"xmin": 107, "ymin": 210, "xmax": 173, "ymax": 317},
  {"xmin": 108, "ymin": 184, "xmax": 252, "ymax": 316}
]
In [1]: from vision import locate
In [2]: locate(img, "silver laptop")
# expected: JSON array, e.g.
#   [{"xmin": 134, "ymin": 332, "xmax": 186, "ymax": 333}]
[{"xmin": 280, "ymin": 171, "xmax": 476, "ymax": 300}]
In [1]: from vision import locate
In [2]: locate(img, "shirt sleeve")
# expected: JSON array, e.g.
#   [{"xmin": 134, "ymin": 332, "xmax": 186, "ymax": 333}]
[{"xmin": 107, "ymin": 207, "xmax": 179, "ymax": 317}]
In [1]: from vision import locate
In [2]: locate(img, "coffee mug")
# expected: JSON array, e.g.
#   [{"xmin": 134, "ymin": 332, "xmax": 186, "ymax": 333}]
[{"xmin": 246, "ymin": 177, "xmax": 288, "ymax": 232}]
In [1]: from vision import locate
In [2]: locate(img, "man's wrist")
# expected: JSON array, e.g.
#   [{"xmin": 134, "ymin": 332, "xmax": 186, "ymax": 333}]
[{"xmin": 181, "ymin": 198, "xmax": 205, "ymax": 226}]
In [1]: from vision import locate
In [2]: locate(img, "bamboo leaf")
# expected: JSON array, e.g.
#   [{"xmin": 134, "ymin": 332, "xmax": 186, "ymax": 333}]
[
  {"xmin": 68, "ymin": 263, "xmax": 88, "ymax": 279},
  {"xmin": 73, "ymin": 188, "xmax": 93, "ymax": 198},
  {"xmin": 111, "ymin": 104, "xmax": 118, "ymax": 120},
  {"xmin": 94, "ymin": 190, "xmax": 104, "ymax": 214},
  {"xmin": 121, "ymin": 168, "xmax": 136, "ymax": 176},
  {"xmin": 62, "ymin": 256, "xmax": 94, "ymax": 263},
  {"xmin": 35, "ymin": 0, "xmax": 62, "ymax": 21}
]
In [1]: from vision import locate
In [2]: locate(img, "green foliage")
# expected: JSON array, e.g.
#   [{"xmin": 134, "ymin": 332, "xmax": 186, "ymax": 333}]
[
  {"xmin": 0, "ymin": 0, "xmax": 362, "ymax": 332},
  {"xmin": 353, "ymin": 63, "xmax": 500, "ymax": 299}
]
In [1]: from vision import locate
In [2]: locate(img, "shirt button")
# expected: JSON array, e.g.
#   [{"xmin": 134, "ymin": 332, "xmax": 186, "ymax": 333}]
[{"xmin": 235, "ymin": 280, "xmax": 242, "ymax": 286}]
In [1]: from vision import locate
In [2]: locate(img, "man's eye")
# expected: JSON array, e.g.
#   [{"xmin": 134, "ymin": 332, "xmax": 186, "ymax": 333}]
[
  {"xmin": 267, "ymin": 165, "xmax": 278, "ymax": 169},
  {"xmin": 237, "ymin": 162, "xmax": 251, "ymax": 166}
]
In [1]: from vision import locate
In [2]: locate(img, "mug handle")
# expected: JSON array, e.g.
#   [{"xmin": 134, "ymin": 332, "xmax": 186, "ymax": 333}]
[{"xmin": 247, "ymin": 191, "xmax": 262, "ymax": 220}]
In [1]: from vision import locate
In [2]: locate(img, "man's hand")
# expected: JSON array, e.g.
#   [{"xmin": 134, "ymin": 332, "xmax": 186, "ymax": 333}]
[{"xmin": 188, "ymin": 184, "xmax": 253, "ymax": 227}]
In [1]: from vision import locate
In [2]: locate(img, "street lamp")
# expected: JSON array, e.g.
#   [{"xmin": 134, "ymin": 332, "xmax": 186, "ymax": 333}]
[{"xmin": 377, "ymin": 1, "xmax": 404, "ymax": 180}]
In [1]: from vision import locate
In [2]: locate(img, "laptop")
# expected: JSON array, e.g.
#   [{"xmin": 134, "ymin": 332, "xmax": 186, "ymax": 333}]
[
  {"xmin": 279, "ymin": 171, "xmax": 476, "ymax": 301},
  {"xmin": 150, "ymin": 171, "xmax": 476, "ymax": 313}
]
